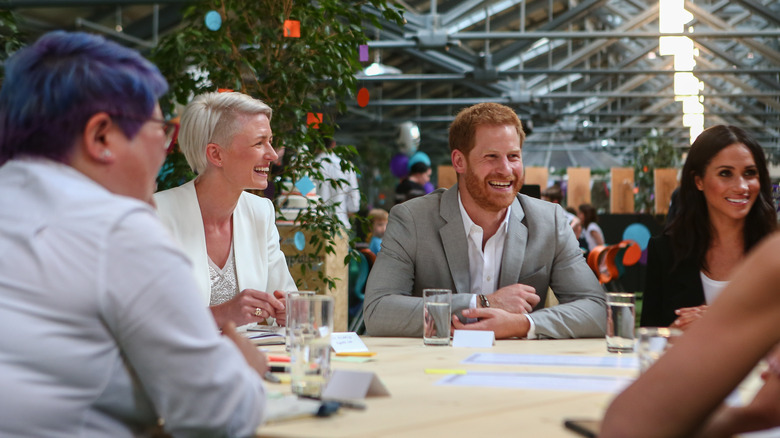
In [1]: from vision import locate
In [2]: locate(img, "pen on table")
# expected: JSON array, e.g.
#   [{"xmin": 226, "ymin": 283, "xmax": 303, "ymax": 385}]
[
  {"xmin": 335, "ymin": 352, "xmax": 376, "ymax": 357},
  {"xmin": 269, "ymin": 365, "xmax": 289, "ymax": 373},
  {"xmin": 300, "ymin": 395, "xmax": 367, "ymax": 410},
  {"xmin": 268, "ymin": 355, "xmax": 291, "ymax": 363}
]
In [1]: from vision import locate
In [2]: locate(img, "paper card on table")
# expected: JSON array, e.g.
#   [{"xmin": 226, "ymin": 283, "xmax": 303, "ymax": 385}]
[
  {"xmin": 452, "ymin": 330, "xmax": 495, "ymax": 348},
  {"xmin": 322, "ymin": 370, "xmax": 390, "ymax": 399},
  {"xmin": 330, "ymin": 332, "xmax": 369, "ymax": 353}
]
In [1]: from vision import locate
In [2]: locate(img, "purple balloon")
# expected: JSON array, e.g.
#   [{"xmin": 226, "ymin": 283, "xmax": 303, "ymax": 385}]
[
  {"xmin": 390, "ymin": 153, "xmax": 409, "ymax": 178},
  {"xmin": 423, "ymin": 181, "xmax": 434, "ymax": 194}
]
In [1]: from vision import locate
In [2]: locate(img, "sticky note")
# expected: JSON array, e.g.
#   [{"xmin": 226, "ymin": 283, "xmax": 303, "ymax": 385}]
[
  {"xmin": 331, "ymin": 332, "xmax": 369, "ymax": 353},
  {"xmin": 283, "ymin": 20, "xmax": 300, "ymax": 38}
]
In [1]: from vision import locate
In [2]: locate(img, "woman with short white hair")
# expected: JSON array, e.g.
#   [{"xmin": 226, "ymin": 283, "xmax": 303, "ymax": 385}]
[{"xmin": 155, "ymin": 91, "xmax": 297, "ymax": 329}]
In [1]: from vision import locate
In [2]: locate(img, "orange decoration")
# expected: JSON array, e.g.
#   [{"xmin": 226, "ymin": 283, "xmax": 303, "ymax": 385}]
[
  {"xmin": 283, "ymin": 20, "xmax": 301, "ymax": 38},
  {"xmin": 307, "ymin": 112, "xmax": 323, "ymax": 129},
  {"xmin": 217, "ymin": 88, "xmax": 234, "ymax": 93},
  {"xmin": 357, "ymin": 87, "xmax": 370, "ymax": 107}
]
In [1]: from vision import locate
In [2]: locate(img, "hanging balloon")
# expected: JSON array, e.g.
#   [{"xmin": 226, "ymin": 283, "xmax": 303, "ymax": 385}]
[
  {"xmin": 397, "ymin": 121, "xmax": 420, "ymax": 156},
  {"xmin": 423, "ymin": 181, "xmax": 435, "ymax": 194},
  {"xmin": 407, "ymin": 150, "xmax": 431, "ymax": 169},
  {"xmin": 390, "ymin": 153, "xmax": 410, "ymax": 179}
]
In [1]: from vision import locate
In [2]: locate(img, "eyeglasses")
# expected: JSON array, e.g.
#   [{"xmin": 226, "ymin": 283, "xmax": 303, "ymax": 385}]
[
  {"xmin": 149, "ymin": 118, "xmax": 180, "ymax": 153},
  {"xmin": 108, "ymin": 113, "xmax": 180, "ymax": 153}
]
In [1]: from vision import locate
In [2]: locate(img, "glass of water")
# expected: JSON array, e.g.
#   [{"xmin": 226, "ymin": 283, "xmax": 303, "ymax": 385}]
[
  {"xmin": 423, "ymin": 289, "xmax": 452, "ymax": 346},
  {"xmin": 605, "ymin": 292, "xmax": 635, "ymax": 353},
  {"xmin": 636, "ymin": 327, "xmax": 683, "ymax": 373},
  {"xmin": 288, "ymin": 295, "xmax": 334, "ymax": 397},
  {"xmin": 284, "ymin": 290, "xmax": 315, "ymax": 351}
]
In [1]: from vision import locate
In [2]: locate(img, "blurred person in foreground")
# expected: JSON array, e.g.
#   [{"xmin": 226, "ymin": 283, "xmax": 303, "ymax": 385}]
[
  {"xmin": 641, "ymin": 125, "xmax": 776, "ymax": 329},
  {"xmin": 155, "ymin": 92, "xmax": 296, "ymax": 329},
  {"xmin": 364, "ymin": 102, "xmax": 606, "ymax": 339},
  {"xmin": 601, "ymin": 232, "xmax": 780, "ymax": 437},
  {"xmin": 0, "ymin": 32, "xmax": 267, "ymax": 436}
]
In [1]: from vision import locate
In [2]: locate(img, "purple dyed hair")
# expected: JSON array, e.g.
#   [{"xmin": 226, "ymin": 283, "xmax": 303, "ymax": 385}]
[{"xmin": 0, "ymin": 31, "xmax": 168, "ymax": 164}]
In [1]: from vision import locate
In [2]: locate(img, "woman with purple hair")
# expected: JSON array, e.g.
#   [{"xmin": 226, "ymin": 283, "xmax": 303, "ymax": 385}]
[{"xmin": 0, "ymin": 31, "xmax": 268, "ymax": 437}]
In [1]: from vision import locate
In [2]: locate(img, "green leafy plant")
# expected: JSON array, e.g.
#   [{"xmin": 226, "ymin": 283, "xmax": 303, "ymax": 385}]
[
  {"xmin": 150, "ymin": 0, "xmax": 403, "ymax": 290},
  {"xmin": 632, "ymin": 132, "xmax": 679, "ymax": 213},
  {"xmin": 0, "ymin": 10, "xmax": 25, "ymax": 84}
]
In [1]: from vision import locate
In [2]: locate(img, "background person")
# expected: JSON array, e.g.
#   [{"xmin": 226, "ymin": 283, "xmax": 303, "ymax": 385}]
[
  {"xmin": 395, "ymin": 161, "xmax": 431, "ymax": 204},
  {"xmin": 641, "ymin": 125, "xmax": 776, "ymax": 329},
  {"xmin": 364, "ymin": 102, "xmax": 606, "ymax": 340},
  {"xmin": 314, "ymin": 134, "xmax": 361, "ymax": 230},
  {"xmin": 578, "ymin": 203, "xmax": 605, "ymax": 250},
  {"xmin": 0, "ymin": 31, "xmax": 267, "ymax": 437},
  {"xmin": 368, "ymin": 207, "xmax": 388, "ymax": 254},
  {"xmin": 155, "ymin": 92, "xmax": 296, "ymax": 329}
]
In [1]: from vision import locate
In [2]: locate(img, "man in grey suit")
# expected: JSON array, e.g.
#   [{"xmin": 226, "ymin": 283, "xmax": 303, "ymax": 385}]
[{"xmin": 363, "ymin": 103, "xmax": 606, "ymax": 339}]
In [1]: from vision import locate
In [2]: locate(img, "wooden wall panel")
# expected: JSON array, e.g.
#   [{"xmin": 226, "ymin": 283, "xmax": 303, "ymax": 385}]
[
  {"xmin": 524, "ymin": 166, "xmax": 549, "ymax": 190},
  {"xmin": 610, "ymin": 167, "xmax": 635, "ymax": 213},
  {"xmin": 567, "ymin": 167, "xmax": 591, "ymax": 209},
  {"xmin": 437, "ymin": 165, "xmax": 457, "ymax": 189},
  {"xmin": 654, "ymin": 168, "xmax": 679, "ymax": 214}
]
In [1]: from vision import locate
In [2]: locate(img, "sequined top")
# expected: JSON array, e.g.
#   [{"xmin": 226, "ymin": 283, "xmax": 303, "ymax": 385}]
[{"xmin": 208, "ymin": 244, "xmax": 239, "ymax": 306}]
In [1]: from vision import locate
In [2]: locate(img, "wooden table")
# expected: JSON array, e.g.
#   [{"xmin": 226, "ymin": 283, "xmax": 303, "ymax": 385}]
[{"xmin": 258, "ymin": 337, "xmax": 637, "ymax": 438}]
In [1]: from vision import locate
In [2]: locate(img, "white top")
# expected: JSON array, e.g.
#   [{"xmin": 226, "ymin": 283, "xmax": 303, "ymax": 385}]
[
  {"xmin": 314, "ymin": 151, "xmax": 361, "ymax": 229},
  {"xmin": 0, "ymin": 159, "xmax": 265, "ymax": 437},
  {"xmin": 700, "ymin": 272, "xmax": 729, "ymax": 304},
  {"xmin": 457, "ymin": 192, "xmax": 537, "ymax": 338},
  {"xmin": 584, "ymin": 222, "xmax": 605, "ymax": 250}
]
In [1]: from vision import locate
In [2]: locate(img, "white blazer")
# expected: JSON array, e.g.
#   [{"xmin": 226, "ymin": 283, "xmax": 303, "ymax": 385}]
[{"xmin": 154, "ymin": 180, "xmax": 296, "ymax": 305}]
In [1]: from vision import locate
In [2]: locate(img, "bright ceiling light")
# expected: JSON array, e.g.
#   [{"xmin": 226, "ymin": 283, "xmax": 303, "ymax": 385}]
[{"xmin": 659, "ymin": 0, "xmax": 702, "ymax": 144}]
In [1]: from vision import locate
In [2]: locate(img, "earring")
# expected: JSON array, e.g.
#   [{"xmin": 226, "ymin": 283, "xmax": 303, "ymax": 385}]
[{"xmin": 101, "ymin": 150, "xmax": 112, "ymax": 158}]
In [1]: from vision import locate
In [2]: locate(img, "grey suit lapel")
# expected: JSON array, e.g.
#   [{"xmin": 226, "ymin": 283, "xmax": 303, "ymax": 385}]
[
  {"xmin": 499, "ymin": 195, "xmax": 528, "ymax": 287},
  {"xmin": 439, "ymin": 184, "xmax": 471, "ymax": 294}
]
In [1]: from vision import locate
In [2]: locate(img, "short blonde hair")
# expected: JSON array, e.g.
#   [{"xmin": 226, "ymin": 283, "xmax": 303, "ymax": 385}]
[
  {"xmin": 178, "ymin": 92, "xmax": 272, "ymax": 174},
  {"xmin": 368, "ymin": 208, "xmax": 388, "ymax": 223}
]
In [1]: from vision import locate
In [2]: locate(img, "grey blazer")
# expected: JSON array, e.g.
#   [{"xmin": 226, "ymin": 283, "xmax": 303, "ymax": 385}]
[{"xmin": 363, "ymin": 184, "xmax": 606, "ymax": 339}]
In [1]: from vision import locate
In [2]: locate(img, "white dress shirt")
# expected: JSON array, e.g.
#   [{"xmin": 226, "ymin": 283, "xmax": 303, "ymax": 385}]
[
  {"xmin": 0, "ymin": 159, "xmax": 265, "ymax": 437},
  {"xmin": 457, "ymin": 192, "xmax": 537, "ymax": 338}
]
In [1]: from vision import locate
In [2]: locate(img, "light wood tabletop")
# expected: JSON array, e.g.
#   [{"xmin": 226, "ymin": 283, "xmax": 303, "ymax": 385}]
[{"xmin": 257, "ymin": 337, "xmax": 637, "ymax": 438}]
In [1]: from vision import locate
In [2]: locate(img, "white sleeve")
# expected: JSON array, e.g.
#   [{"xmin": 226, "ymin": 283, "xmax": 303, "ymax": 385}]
[
  {"xmin": 101, "ymin": 210, "xmax": 265, "ymax": 437},
  {"xmin": 346, "ymin": 169, "xmax": 361, "ymax": 214}
]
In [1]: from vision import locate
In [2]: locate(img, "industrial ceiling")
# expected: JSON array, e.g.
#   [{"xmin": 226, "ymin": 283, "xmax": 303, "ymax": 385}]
[{"xmin": 6, "ymin": 0, "xmax": 780, "ymax": 169}]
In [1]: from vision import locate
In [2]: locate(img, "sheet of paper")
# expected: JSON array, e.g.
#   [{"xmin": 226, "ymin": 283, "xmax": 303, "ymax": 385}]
[
  {"xmin": 437, "ymin": 371, "xmax": 634, "ymax": 393},
  {"xmin": 453, "ymin": 330, "xmax": 494, "ymax": 348},
  {"xmin": 322, "ymin": 370, "xmax": 390, "ymax": 399},
  {"xmin": 330, "ymin": 332, "xmax": 369, "ymax": 353},
  {"xmin": 463, "ymin": 353, "xmax": 638, "ymax": 369},
  {"xmin": 263, "ymin": 394, "xmax": 322, "ymax": 423}
]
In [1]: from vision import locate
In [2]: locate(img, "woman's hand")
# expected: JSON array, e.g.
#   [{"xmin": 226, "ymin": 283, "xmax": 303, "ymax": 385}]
[
  {"xmin": 671, "ymin": 305, "xmax": 709, "ymax": 331},
  {"xmin": 209, "ymin": 289, "xmax": 284, "ymax": 328},
  {"xmin": 272, "ymin": 290, "xmax": 288, "ymax": 326}
]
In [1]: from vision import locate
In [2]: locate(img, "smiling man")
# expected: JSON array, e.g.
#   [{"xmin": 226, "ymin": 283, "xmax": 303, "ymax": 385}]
[{"xmin": 363, "ymin": 103, "xmax": 606, "ymax": 339}]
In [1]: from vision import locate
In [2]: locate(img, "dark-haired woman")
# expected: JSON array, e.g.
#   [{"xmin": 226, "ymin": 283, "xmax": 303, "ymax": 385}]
[{"xmin": 640, "ymin": 125, "xmax": 776, "ymax": 329}]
